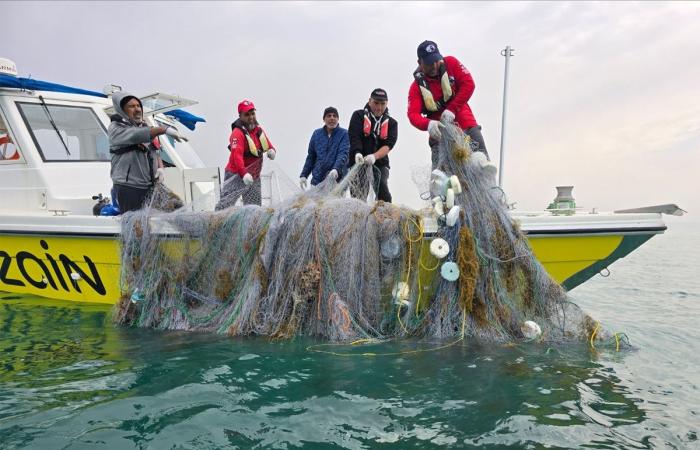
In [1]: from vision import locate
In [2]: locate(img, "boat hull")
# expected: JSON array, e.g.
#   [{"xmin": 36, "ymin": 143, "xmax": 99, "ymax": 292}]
[
  {"xmin": 0, "ymin": 234, "xmax": 120, "ymax": 304},
  {"xmin": 527, "ymin": 233, "xmax": 654, "ymax": 290},
  {"xmin": 0, "ymin": 223, "xmax": 661, "ymax": 304}
]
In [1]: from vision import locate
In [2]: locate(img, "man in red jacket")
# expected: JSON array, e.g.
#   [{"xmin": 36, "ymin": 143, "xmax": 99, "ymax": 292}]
[
  {"xmin": 407, "ymin": 40, "xmax": 488, "ymax": 169},
  {"xmin": 216, "ymin": 100, "xmax": 276, "ymax": 209}
]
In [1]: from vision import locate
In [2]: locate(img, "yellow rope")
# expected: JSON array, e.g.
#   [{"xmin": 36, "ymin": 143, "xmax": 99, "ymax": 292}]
[
  {"xmin": 307, "ymin": 337, "xmax": 464, "ymax": 357},
  {"xmin": 419, "ymin": 257, "xmax": 440, "ymax": 272},
  {"xmin": 589, "ymin": 321, "xmax": 600, "ymax": 349},
  {"xmin": 396, "ymin": 301, "xmax": 409, "ymax": 334},
  {"xmin": 404, "ymin": 217, "xmax": 424, "ymax": 243},
  {"xmin": 397, "ymin": 218, "xmax": 423, "ymax": 334},
  {"xmin": 614, "ymin": 333, "xmax": 620, "ymax": 352}
]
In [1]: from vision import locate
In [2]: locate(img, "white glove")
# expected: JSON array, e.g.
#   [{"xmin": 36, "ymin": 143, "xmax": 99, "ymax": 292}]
[
  {"xmin": 327, "ymin": 169, "xmax": 338, "ymax": 180},
  {"xmin": 354, "ymin": 153, "xmax": 364, "ymax": 165},
  {"xmin": 364, "ymin": 154, "xmax": 376, "ymax": 165},
  {"xmin": 299, "ymin": 177, "xmax": 307, "ymax": 189},
  {"xmin": 266, "ymin": 148, "xmax": 276, "ymax": 160},
  {"xmin": 242, "ymin": 173, "xmax": 254, "ymax": 186},
  {"xmin": 165, "ymin": 127, "xmax": 188, "ymax": 142},
  {"xmin": 156, "ymin": 167, "xmax": 165, "ymax": 183},
  {"xmin": 428, "ymin": 120, "xmax": 444, "ymax": 140},
  {"xmin": 440, "ymin": 109, "xmax": 455, "ymax": 124}
]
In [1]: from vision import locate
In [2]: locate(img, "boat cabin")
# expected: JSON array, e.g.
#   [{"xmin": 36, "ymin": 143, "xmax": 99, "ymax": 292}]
[{"xmin": 0, "ymin": 60, "xmax": 219, "ymax": 216}]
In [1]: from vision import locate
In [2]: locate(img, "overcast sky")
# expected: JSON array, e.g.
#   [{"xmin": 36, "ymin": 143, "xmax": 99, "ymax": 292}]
[{"xmin": 3, "ymin": 1, "xmax": 699, "ymax": 214}]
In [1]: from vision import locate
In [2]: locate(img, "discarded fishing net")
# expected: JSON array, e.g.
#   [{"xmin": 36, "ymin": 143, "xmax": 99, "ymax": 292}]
[{"xmin": 115, "ymin": 124, "xmax": 618, "ymax": 346}]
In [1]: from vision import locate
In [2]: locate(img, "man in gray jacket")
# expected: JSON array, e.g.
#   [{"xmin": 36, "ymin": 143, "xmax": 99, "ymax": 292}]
[{"xmin": 109, "ymin": 91, "xmax": 186, "ymax": 213}]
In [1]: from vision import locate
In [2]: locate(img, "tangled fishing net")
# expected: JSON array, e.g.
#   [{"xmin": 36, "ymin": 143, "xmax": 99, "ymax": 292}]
[{"xmin": 114, "ymin": 124, "xmax": 621, "ymax": 346}]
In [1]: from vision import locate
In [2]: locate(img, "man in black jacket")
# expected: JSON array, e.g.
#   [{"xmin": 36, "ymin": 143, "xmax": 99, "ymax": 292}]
[{"xmin": 347, "ymin": 88, "xmax": 398, "ymax": 203}]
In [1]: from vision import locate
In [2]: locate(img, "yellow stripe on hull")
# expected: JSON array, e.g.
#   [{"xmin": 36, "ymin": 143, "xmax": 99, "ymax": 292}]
[
  {"xmin": 527, "ymin": 235, "xmax": 622, "ymax": 285},
  {"xmin": 0, "ymin": 233, "xmax": 628, "ymax": 304},
  {"xmin": 0, "ymin": 235, "xmax": 120, "ymax": 304}
]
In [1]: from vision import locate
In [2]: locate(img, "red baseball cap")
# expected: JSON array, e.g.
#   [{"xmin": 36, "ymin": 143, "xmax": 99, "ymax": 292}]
[{"xmin": 238, "ymin": 100, "xmax": 255, "ymax": 114}]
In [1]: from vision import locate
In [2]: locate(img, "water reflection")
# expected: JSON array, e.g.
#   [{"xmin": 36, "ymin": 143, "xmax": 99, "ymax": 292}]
[{"xmin": 0, "ymin": 295, "xmax": 659, "ymax": 449}]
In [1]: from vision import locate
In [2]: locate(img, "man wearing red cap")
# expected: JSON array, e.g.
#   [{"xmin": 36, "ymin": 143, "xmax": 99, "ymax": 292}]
[
  {"xmin": 217, "ymin": 100, "xmax": 276, "ymax": 209},
  {"xmin": 407, "ymin": 40, "xmax": 488, "ymax": 169}
]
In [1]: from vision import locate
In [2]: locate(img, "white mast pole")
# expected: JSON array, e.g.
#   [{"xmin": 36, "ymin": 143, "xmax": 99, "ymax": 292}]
[{"xmin": 498, "ymin": 45, "xmax": 514, "ymax": 189}]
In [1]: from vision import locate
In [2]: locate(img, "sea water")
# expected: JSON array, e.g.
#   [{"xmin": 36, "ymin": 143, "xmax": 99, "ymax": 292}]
[{"xmin": 1, "ymin": 218, "xmax": 698, "ymax": 449}]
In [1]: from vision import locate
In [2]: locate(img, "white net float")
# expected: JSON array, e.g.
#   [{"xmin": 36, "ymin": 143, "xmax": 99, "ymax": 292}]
[
  {"xmin": 446, "ymin": 188, "xmax": 455, "ymax": 209},
  {"xmin": 429, "ymin": 238, "xmax": 450, "ymax": 259},
  {"xmin": 440, "ymin": 261, "xmax": 460, "ymax": 281},
  {"xmin": 446, "ymin": 205, "xmax": 461, "ymax": 227},
  {"xmin": 521, "ymin": 320, "xmax": 542, "ymax": 339},
  {"xmin": 392, "ymin": 281, "xmax": 410, "ymax": 302},
  {"xmin": 433, "ymin": 198, "xmax": 444, "ymax": 216},
  {"xmin": 380, "ymin": 235, "xmax": 401, "ymax": 259},
  {"xmin": 430, "ymin": 169, "xmax": 448, "ymax": 197},
  {"xmin": 449, "ymin": 175, "xmax": 462, "ymax": 194}
]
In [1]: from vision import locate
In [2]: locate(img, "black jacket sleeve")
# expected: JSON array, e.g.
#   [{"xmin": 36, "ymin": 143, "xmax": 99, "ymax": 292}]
[{"xmin": 347, "ymin": 110, "xmax": 365, "ymax": 157}]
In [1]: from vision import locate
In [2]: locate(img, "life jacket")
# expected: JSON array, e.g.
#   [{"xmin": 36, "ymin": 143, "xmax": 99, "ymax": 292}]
[
  {"xmin": 362, "ymin": 107, "xmax": 390, "ymax": 141},
  {"xmin": 233, "ymin": 121, "xmax": 271, "ymax": 157},
  {"xmin": 413, "ymin": 61, "xmax": 455, "ymax": 113}
]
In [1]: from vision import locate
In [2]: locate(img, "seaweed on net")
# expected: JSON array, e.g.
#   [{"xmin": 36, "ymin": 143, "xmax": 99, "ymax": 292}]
[{"xmin": 115, "ymin": 125, "xmax": 616, "ymax": 346}]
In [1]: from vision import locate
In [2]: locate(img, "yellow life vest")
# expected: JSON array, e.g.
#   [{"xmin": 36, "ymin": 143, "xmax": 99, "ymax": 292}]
[
  {"xmin": 414, "ymin": 62, "xmax": 454, "ymax": 113},
  {"xmin": 241, "ymin": 127, "xmax": 271, "ymax": 157}
]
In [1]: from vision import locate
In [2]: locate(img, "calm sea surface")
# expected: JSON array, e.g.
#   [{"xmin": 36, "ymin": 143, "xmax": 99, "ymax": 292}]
[{"xmin": 1, "ymin": 218, "xmax": 698, "ymax": 449}]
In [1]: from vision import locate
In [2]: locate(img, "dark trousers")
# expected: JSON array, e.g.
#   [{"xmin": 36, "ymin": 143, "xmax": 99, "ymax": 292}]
[
  {"xmin": 114, "ymin": 184, "xmax": 151, "ymax": 213},
  {"xmin": 350, "ymin": 165, "xmax": 392, "ymax": 203},
  {"xmin": 431, "ymin": 125, "xmax": 489, "ymax": 169}
]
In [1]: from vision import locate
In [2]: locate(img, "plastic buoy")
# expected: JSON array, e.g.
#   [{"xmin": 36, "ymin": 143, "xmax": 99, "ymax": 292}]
[
  {"xmin": 441, "ymin": 261, "xmax": 460, "ymax": 281},
  {"xmin": 445, "ymin": 188, "xmax": 455, "ymax": 209},
  {"xmin": 521, "ymin": 320, "xmax": 542, "ymax": 339},
  {"xmin": 429, "ymin": 238, "xmax": 450, "ymax": 259},
  {"xmin": 430, "ymin": 169, "xmax": 448, "ymax": 197},
  {"xmin": 381, "ymin": 236, "xmax": 401, "ymax": 259},
  {"xmin": 433, "ymin": 198, "xmax": 444, "ymax": 216},
  {"xmin": 431, "ymin": 169, "xmax": 448, "ymax": 183},
  {"xmin": 449, "ymin": 175, "xmax": 462, "ymax": 194},
  {"xmin": 130, "ymin": 289, "xmax": 145, "ymax": 304},
  {"xmin": 446, "ymin": 206, "xmax": 461, "ymax": 227},
  {"xmin": 392, "ymin": 282, "xmax": 410, "ymax": 302}
]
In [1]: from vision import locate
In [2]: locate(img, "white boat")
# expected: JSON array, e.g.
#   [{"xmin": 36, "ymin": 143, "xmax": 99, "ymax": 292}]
[{"xmin": 0, "ymin": 58, "xmax": 683, "ymax": 304}]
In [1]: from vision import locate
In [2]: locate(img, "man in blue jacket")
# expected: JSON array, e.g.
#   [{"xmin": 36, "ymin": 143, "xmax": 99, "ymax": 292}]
[{"xmin": 299, "ymin": 107, "xmax": 349, "ymax": 189}]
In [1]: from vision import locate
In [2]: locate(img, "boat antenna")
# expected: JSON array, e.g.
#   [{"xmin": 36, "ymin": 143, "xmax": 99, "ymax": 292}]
[
  {"xmin": 498, "ymin": 45, "xmax": 514, "ymax": 189},
  {"xmin": 38, "ymin": 95, "xmax": 71, "ymax": 156}
]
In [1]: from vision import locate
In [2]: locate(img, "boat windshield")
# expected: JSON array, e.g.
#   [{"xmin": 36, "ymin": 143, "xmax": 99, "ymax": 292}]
[
  {"xmin": 155, "ymin": 119, "xmax": 204, "ymax": 168},
  {"xmin": 17, "ymin": 102, "xmax": 109, "ymax": 162}
]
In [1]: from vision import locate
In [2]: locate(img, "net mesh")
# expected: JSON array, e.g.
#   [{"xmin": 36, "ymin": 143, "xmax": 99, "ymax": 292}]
[{"xmin": 114, "ymin": 124, "xmax": 617, "ymax": 345}]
